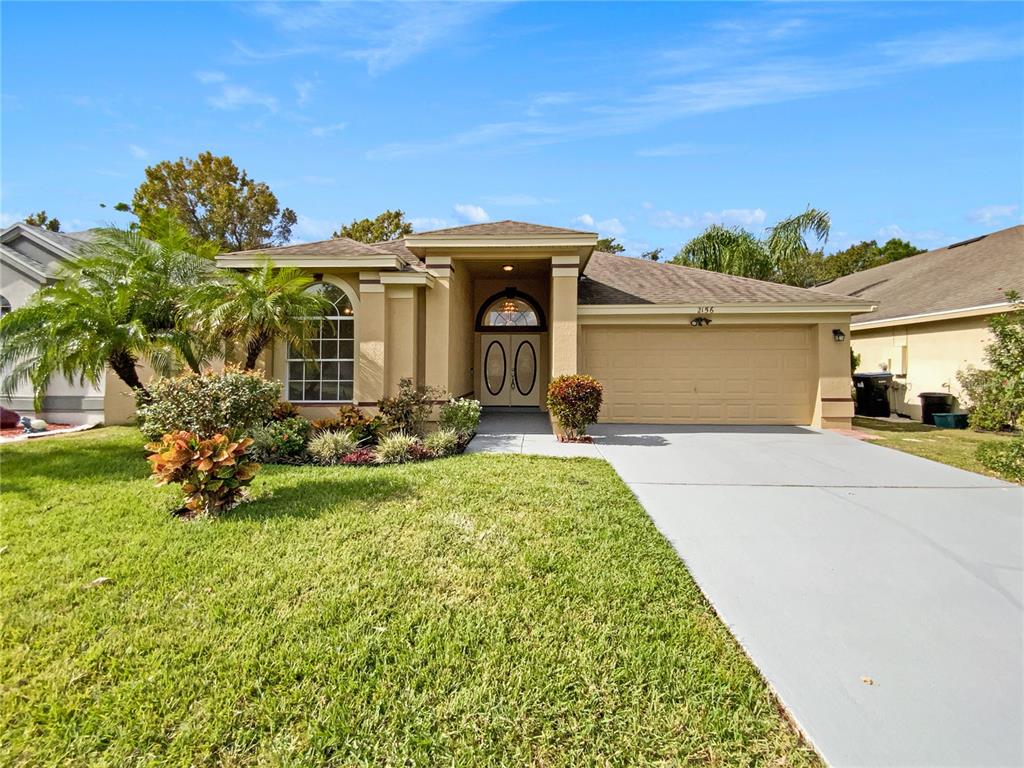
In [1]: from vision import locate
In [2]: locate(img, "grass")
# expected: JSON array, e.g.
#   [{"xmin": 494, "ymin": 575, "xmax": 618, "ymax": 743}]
[
  {"xmin": 0, "ymin": 427, "xmax": 817, "ymax": 767},
  {"xmin": 852, "ymin": 416, "xmax": 1018, "ymax": 482}
]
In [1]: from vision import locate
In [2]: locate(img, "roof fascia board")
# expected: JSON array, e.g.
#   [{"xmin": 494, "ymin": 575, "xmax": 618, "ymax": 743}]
[
  {"xmin": 850, "ymin": 302, "xmax": 1013, "ymax": 330},
  {"xmin": 0, "ymin": 223, "xmax": 79, "ymax": 262},
  {"xmin": 577, "ymin": 302, "xmax": 877, "ymax": 316},
  {"xmin": 379, "ymin": 272, "xmax": 435, "ymax": 288},
  {"xmin": 0, "ymin": 250, "xmax": 48, "ymax": 283}
]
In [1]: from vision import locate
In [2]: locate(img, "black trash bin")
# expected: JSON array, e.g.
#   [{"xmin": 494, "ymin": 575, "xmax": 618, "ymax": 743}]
[
  {"xmin": 853, "ymin": 373, "xmax": 893, "ymax": 417},
  {"xmin": 919, "ymin": 392, "xmax": 955, "ymax": 425}
]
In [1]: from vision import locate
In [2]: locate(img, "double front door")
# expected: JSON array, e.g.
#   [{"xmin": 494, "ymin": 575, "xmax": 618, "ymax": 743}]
[{"xmin": 480, "ymin": 333, "xmax": 541, "ymax": 406}]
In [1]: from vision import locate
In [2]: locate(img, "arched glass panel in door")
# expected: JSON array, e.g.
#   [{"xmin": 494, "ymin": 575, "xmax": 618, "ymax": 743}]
[{"xmin": 286, "ymin": 283, "xmax": 354, "ymax": 402}]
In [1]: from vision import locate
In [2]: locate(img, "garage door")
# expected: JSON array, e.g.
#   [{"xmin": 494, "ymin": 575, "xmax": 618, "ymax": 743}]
[{"xmin": 580, "ymin": 325, "xmax": 816, "ymax": 424}]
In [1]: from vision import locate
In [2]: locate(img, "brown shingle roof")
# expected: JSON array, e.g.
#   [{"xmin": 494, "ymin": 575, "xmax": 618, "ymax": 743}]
[
  {"xmin": 225, "ymin": 236, "xmax": 396, "ymax": 259},
  {"xmin": 414, "ymin": 220, "xmax": 593, "ymax": 237},
  {"xmin": 820, "ymin": 225, "xmax": 1024, "ymax": 323},
  {"xmin": 580, "ymin": 251, "xmax": 864, "ymax": 305}
]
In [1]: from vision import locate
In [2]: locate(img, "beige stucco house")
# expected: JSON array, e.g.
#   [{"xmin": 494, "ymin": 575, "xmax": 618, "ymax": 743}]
[
  {"xmin": 218, "ymin": 221, "xmax": 873, "ymax": 429},
  {"xmin": 821, "ymin": 224, "xmax": 1023, "ymax": 420}
]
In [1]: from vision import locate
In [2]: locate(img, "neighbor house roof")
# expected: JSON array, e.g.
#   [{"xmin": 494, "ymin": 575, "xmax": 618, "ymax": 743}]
[
  {"xmin": 580, "ymin": 250, "xmax": 868, "ymax": 306},
  {"xmin": 411, "ymin": 220, "xmax": 593, "ymax": 237},
  {"xmin": 820, "ymin": 225, "xmax": 1024, "ymax": 325},
  {"xmin": 0, "ymin": 223, "xmax": 95, "ymax": 282}
]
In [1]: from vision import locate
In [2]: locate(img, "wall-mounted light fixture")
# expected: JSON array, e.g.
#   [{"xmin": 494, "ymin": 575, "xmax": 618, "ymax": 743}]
[
  {"xmin": 502, "ymin": 264, "xmax": 514, "ymax": 272},
  {"xmin": 690, "ymin": 317, "xmax": 712, "ymax": 327},
  {"xmin": 832, "ymin": 328, "xmax": 846, "ymax": 342}
]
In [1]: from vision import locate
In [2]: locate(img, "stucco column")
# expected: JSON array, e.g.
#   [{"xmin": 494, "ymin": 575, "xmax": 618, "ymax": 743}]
[
  {"xmin": 550, "ymin": 255, "xmax": 580, "ymax": 377},
  {"xmin": 423, "ymin": 257, "xmax": 451, "ymax": 393},
  {"xmin": 356, "ymin": 272, "xmax": 386, "ymax": 406},
  {"xmin": 813, "ymin": 321, "xmax": 854, "ymax": 429},
  {"xmin": 385, "ymin": 284, "xmax": 417, "ymax": 395}
]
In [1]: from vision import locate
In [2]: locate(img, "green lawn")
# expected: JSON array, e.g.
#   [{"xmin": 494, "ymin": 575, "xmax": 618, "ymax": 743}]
[
  {"xmin": 853, "ymin": 416, "xmax": 1018, "ymax": 482},
  {"xmin": 0, "ymin": 428, "xmax": 816, "ymax": 767}
]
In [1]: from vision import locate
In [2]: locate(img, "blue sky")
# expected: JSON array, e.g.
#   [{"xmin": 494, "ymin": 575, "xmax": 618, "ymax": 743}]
[{"xmin": 2, "ymin": 1, "xmax": 1022, "ymax": 256}]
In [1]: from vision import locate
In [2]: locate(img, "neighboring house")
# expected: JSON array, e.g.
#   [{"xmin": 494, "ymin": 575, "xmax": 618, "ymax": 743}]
[
  {"xmin": 218, "ymin": 221, "xmax": 873, "ymax": 428},
  {"xmin": 0, "ymin": 222, "xmax": 137, "ymax": 425},
  {"xmin": 821, "ymin": 224, "xmax": 1024, "ymax": 420}
]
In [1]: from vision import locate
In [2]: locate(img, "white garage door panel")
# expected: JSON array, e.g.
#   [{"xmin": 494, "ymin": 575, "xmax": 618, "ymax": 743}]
[{"xmin": 581, "ymin": 325, "xmax": 816, "ymax": 424}]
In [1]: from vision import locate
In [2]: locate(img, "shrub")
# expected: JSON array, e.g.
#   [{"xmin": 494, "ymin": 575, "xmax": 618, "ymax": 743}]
[
  {"xmin": 270, "ymin": 401, "xmax": 301, "ymax": 421},
  {"xmin": 146, "ymin": 431, "xmax": 260, "ymax": 517},
  {"xmin": 374, "ymin": 432, "xmax": 420, "ymax": 464},
  {"xmin": 341, "ymin": 447, "xmax": 375, "ymax": 465},
  {"xmin": 310, "ymin": 417, "xmax": 347, "ymax": 432},
  {"xmin": 976, "ymin": 437, "xmax": 1024, "ymax": 483},
  {"xmin": 423, "ymin": 428, "xmax": 460, "ymax": 458},
  {"xmin": 439, "ymin": 397, "xmax": 481, "ymax": 437},
  {"xmin": 137, "ymin": 367, "xmax": 280, "ymax": 440},
  {"xmin": 249, "ymin": 417, "xmax": 312, "ymax": 463},
  {"xmin": 332, "ymin": 404, "xmax": 387, "ymax": 444},
  {"xmin": 957, "ymin": 367, "xmax": 1011, "ymax": 431},
  {"xmin": 547, "ymin": 374, "xmax": 604, "ymax": 440},
  {"xmin": 378, "ymin": 378, "xmax": 445, "ymax": 436},
  {"xmin": 307, "ymin": 429, "xmax": 359, "ymax": 465}
]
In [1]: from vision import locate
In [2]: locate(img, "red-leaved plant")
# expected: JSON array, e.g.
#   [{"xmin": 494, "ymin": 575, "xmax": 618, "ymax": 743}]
[
  {"xmin": 546, "ymin": 374, "xmax": 604, "ymax": 441},
  {"xmin": 146, "ymin": 431, "xmax": 260, "ymax": 517}
]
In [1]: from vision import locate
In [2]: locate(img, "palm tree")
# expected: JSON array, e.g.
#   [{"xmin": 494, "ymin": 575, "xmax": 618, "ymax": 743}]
[
  {"xmin": 199, "ymin": 262, "xmax": 329, "ymax": 370},
  {"xmin": 0, "ymin": 216, "xmax": 216, "ymax": 407},
  {"xmin": 673, "ymin": 207, "xmax": 831, "ymax": 287}
]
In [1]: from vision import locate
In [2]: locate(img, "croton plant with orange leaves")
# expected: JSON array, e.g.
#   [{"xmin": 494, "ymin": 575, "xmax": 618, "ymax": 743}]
[{"xmin": 146, "ymin": 431, "xmax": 260, "ymax": 516}]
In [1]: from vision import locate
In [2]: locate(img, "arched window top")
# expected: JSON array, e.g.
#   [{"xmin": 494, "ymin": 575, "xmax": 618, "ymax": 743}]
[
  {"xmin": 307, "ymin": 282, "xmax": 353, "ymax": 317},
  {"xmin": 476, "ymin": 289, "xmax": 545, "ymax": 330}
]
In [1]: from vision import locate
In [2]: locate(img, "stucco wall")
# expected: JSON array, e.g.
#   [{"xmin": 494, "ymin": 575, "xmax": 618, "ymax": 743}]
[
  {"xmin": 447, "ymin": 269, "xmax": 475, "ymax": 398},
  {"xmin": 851, "ymin": 315, "xmax": 995, "ymax": 420}
]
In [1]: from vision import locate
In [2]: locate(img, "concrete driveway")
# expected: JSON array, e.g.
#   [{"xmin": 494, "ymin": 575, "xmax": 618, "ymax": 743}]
[
  {"xmin": 469, "ymin": 417, "xmax": 1023, "ymax": 765},
  {"xmin": 586, "ymin": 424, "xmax": 1023, "ymax": 768}
]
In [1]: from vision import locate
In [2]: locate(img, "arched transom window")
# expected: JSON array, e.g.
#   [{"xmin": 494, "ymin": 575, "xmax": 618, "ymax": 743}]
[
  {"xmin": 480, "ymin": 294, "xmax": 541, "ymax": 328},
  {"xmin": 287, "ymin": 283, "xmax": 354, "ymax": 402}
]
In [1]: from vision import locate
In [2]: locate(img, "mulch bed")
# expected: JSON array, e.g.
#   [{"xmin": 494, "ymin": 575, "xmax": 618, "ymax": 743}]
[
  {"xmin": 0, "ymin": 423, "xmax": 73, "ymax": 439},
  {"xmin": 557, "ymin": 434, "xmax": 594, "ymax": 443}
]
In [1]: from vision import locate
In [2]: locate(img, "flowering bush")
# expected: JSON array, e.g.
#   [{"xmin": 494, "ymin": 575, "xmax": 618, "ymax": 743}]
[
  {"xmin": 977, "ymin": 437, "xmax": 1024, "ymax": 483},
  {"xmin": 439, "ymin": 398, "xmax": 481, "ymax": 437},
  {"xmin": 249, "ymin": 417, "xmax": 312, "ymax": 463},
  {"xmin": 137, "ymin": 367, "xmax": 280, "ymax": 440},
  {"xmin": 146, "ymin": 431, "xmax": 260, "ymax": 517},
  {"xmin": 546, "ymin": 375, "xmax": 604, "ymax": 440}
]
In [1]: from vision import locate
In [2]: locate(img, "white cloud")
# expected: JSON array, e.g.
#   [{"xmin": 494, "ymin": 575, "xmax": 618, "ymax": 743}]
[
  {"xmin": 967, "ymin": 204, "xmax": 1020, "ymax": 226},
  {"xmin": 703, "ymin": 208, "xmax": 766, "ymax": 228},
  {"xmin": 453, "ymin": 204, "xmax": 490, "ymax": 224},
  {"xmin": 310, "ymin": 122, "xmax": 347, "ymax": 137},
  {"xmin": 410, "ymin": 216, "xmax": 454, "ymax": 231},
  {"xmin": 878, "ymin": 224, "xmax": 946, "ymax": 246},
  {"xmin": 0, "ymin": 211, "xmax": 25, "ymax": 228},
  {"xmin": 291, "ymin": 214, "xmax": 336, "ymax": 243},
  {"xmin": 207, "ymin": 84, "xmax": 278, "ymax": 112},
  {"xmin": 294, "ymin": 79, "xmax": 314, "ymax": 106},
  {"xmin": 574, "ymin": 214, "xmax": 625, "ymax": 235},
  {"xmin": 128, "ymin": 144, "xmax": 148, "ymax": 159},
  {"xmin": 195, "ymin": 70, "xmax": 228, "ymax": 84},
  {"xmin": 649, "ymin": 209, "xmax": 696, "ymax": 229}
]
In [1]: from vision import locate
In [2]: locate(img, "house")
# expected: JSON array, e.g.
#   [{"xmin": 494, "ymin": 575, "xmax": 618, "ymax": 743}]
[
  {"xmin": 0, "ymin": 222, "xmax": 138, "ymax": 425},
  {"xmin": 820, "ymin": 224, "xmax": 1024, "ymax": 420},
  {"xmin": 217, "ymin": 221, "xmax": 874, "ymax": 428}
]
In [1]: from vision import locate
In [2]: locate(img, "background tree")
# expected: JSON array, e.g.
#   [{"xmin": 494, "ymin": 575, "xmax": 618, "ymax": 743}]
[
  {"xmin": 596, "ymin": 237, "xmax": 625, "ymax": 254},
  {"xmin": 640, "ymin": 248, "xmax": 663, "ymax": 261},
  {"xmin": 334, "ymin": 209, "xmax": 413, "ymax": 242},
  {"xmin": 672, "ymin": 207, "xmax": 831, "ymax": 287},
  {"xmin": 197, "ymin": 262, "xmax": 329, "ymax": 370},
  {"xmin": 23, "ymin": 211, "xmax": 60, "ymax": 231},
  {"xmin": 0, "ymin": 214, "xmax": 215, "ymax": 406},
  {"xmin": 131, "ymin": 152, "xmax": 297, "ymax": 252},
  {"xmin": 819, "ymin": 238, "xmax": 926, "ymax": 282}
]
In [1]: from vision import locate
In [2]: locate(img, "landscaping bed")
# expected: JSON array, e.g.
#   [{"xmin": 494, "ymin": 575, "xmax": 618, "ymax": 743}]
[{"xmin": 0, "ymin": 427, "xmax": 819, "ymax": 766}]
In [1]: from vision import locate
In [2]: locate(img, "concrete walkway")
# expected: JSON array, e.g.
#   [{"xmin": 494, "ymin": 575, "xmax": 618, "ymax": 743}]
[{"xmin": 467, "ymin": 417, "xmax": 1024, "ymax": 767}]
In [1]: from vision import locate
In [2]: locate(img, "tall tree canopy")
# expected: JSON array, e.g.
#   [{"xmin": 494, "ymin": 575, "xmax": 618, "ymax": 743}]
[
  {"xmin": 131, "ymin": 152, "xmax": 297, "ymax": 252},
  {"xmin": 334, "ymin": 210, "xmax": 413, "ymax": 242},
  {"xmin": 595, "ymin": 237, "xmax": 625, "ymax": 254},
  {"xmin": 23, "ymin": 211, "xmax": 60, "ymax": 231},
  {"xmin": 818, "ymin": 238, "xmax": 925, "ymax": 282},
  {"xmin": 673, "ymin": 207, "xmax": 831, "ymax": 287}
]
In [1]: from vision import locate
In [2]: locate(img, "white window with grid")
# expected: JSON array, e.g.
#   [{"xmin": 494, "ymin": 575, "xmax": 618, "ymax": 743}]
[{"xmin": 286, "ymin": 283, "xmax": 354, "ymax": 403}]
